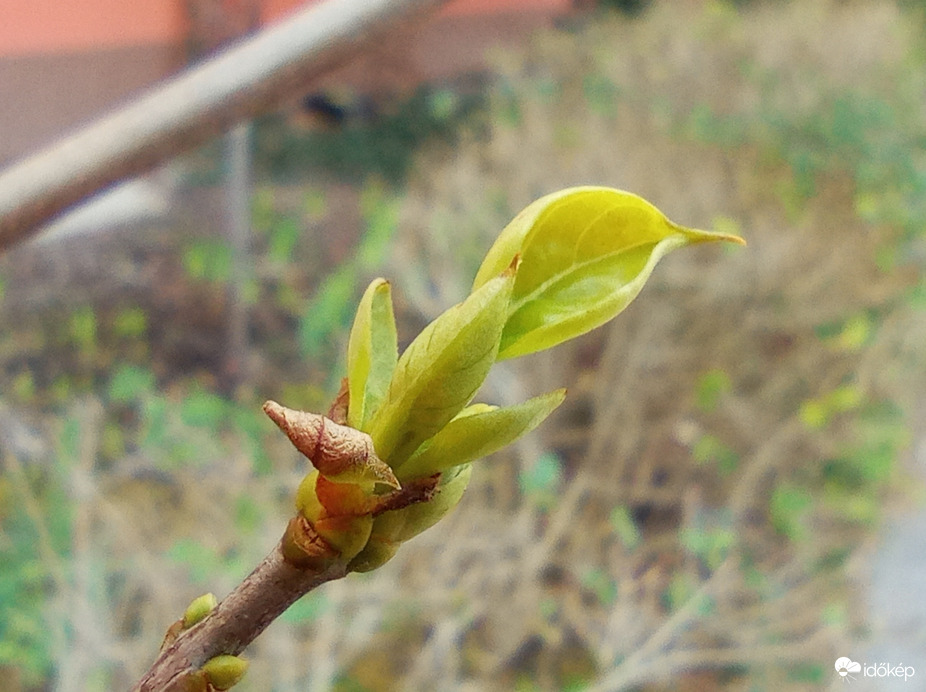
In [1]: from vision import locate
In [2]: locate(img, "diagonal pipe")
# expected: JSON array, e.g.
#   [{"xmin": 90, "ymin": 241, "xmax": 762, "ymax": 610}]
[{"xmin": 0, "ymin": 0, "xmax": 447, "ymax": 252}]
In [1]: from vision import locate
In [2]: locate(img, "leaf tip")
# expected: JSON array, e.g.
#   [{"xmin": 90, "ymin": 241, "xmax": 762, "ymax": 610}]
[
  {"xmin": 262, "ymin": 399, "xmax": 286, "ymax": 425},
  {"xmin": 681, "ymin": 225, "xmax": 747, "ymax": 247},
  {"xmin": 348, "ymin": 457, "xmax": 402, "ymax": 490}
]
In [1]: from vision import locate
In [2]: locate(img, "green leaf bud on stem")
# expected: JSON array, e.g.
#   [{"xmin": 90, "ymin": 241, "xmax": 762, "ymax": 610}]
[
  {"xmin": 386, "ymin": 464, "xmax": 472, "ymax": 542},
  {"xmin": 348, "ymin": 465, "xmax": 473, "ymax": 572},
  {"xmin": 182, "ymin": 593, "xmax": 217, "ymax": 629},
  {"xmin": 201, "ymin": 654, "xmax": 248, "ymax": 690}
]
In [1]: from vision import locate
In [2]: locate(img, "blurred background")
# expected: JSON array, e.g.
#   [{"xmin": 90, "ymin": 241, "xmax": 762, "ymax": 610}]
[{"xmin": 1, "ymin": 0, "xmax": 925, "ymax": 690}]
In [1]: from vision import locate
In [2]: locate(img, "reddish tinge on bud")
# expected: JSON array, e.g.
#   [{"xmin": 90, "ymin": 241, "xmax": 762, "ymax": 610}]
[{"xmin": 263, "ymin": 401, "xmax": 399, "ymax": 488}]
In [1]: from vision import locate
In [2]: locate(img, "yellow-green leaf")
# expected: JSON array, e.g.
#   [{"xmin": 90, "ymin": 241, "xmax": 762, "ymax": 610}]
[
  {"xmin": 397, "ymin": 389, "xmax": 566, "ymax": 481},
  {"xmin": 473, "ymin": 187, "xmax": 745, "ymax": 360},
  {"xmin": 347, "ymin": 279, "xmax": 398, "ymax": 430},
  {"xmin": 368, "ymin": 267, "xmax": 516, "ymax": 467}
]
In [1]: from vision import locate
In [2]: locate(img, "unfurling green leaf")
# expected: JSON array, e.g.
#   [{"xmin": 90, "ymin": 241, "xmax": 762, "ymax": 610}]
[
  {"xmin": 472, "ymin": 187, "xmax": 745, "ymax": 360},
  {"xmin": 263, "ymin": 185, "xmax": 744, "ymax": 579},
  {"xmin": 367, "ymin": 267, "xmax": 516, "ymax": 467},
  {"xmin": 347, "ymin": 279, "xmax": 398, "ymax": 430},
  {"xmin": 397, "ymin": 389, "xmax": 566, "ymax": 481}
]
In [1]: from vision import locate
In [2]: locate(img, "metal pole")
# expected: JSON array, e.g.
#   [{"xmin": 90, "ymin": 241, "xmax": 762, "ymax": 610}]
[
  {"xmin": 225, "ymin": 123, "xmax": 252, "ymax": 388},
  {"xmin": 0, "ymin": 0, "xmax": 447, "ymax": 251}
]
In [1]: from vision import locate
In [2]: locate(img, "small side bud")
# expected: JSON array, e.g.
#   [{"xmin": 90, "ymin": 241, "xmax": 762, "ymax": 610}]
[
  {"xmin": 182, "ymin": 593, "xmax": 217, "ymax": 629},
  {"xmin": 201, "ymin": 654, "xmax": 248, "ymax": 691}
]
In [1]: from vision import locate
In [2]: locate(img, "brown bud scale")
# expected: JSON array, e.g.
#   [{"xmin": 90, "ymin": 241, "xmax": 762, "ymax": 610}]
[
  {"xmin": 263, "ymin": 401, "xmax": 399, "ymax": 488},
  {"xmin": 281, "ymin": 515, "xmax": 338, "ymax": 569}
]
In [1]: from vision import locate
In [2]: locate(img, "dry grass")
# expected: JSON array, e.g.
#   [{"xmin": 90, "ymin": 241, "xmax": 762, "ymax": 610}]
[{"xmin": 374, "ymin": 1, "xmax": 924, "ymax": 689}]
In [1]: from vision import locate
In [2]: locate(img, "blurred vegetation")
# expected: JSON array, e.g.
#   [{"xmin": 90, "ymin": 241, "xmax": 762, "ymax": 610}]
[
  {"xmin": 383, "ymin": 1, "xmax": 925, "ymax": 689},
  {"xmin": 253, "ymin": 85, "xmax": 485, "ymax": 185},
  {"xmin": 182, "ymin": 84, "xmax": 481, "ymax": 188},
  {"xmin": 0, "ymin": 1, "xmax": 924, "ymax": 690}
]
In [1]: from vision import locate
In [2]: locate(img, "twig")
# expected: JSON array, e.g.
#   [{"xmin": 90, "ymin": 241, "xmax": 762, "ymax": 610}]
[
  {"xmin": 588, "ymin": 633, "xmax": 831, "ymax": 692},
  {"xmin": 132, "ymin": 396, "xmax": 439, "ymax": 690},
  {"xmin": 131, "ymin": 542, "xmax": 349, "ymax": 692},
  {"xmin": 0, "ymin": 0, "xmax": 448, "ymax": 252}
]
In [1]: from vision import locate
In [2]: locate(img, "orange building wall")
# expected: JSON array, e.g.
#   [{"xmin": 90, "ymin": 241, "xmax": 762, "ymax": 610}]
[
  {"xmin": 0, "ymin": 0, "xmax": 570, "ymax": 163},
  {"xmin": 0, "ymin": 1, "xmax": 186, "ymax": 56},
  {"xmin": 0, "ymin": 0, "xmax": 571, "ymax": 57}
]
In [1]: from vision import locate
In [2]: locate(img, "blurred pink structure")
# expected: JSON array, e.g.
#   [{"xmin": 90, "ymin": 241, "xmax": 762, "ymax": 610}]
[{"xmin": 0, "ymin": 0, "xmax": 571, "ymax": 163}]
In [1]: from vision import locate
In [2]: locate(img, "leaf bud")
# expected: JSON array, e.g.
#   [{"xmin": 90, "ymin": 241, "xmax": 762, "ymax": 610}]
[
  {"xmin": 263, "ymin": 401, "xmax": 399, "ymax": 488},
  {"xmin": 201, "ymin": 654, "xmax": 248, "ymax": 690},
  {"xmin": 182, "ymin": 593, "xmax": 217, "ymax": 629}
]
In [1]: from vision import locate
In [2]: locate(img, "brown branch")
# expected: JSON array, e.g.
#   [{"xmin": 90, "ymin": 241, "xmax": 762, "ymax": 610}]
[
  {"xmin": 131, "ymin": 538, "xmax": 349, "ymax": 692},
  {"xmin": 133, "ymin": 398, "xmax": 442, "ymax": 690},
  {"xmin": 0, "ymin": 0, "xmax": 448, "ymax": 252}
]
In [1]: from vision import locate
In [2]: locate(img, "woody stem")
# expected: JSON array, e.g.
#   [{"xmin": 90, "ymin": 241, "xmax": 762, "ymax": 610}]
[{"xmin": 130, "ymin": 539, "xmax": 349, "ymax": 692}]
